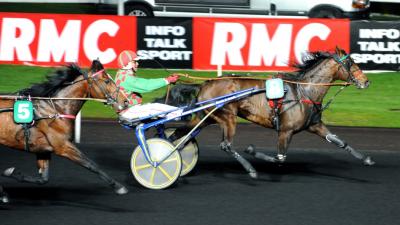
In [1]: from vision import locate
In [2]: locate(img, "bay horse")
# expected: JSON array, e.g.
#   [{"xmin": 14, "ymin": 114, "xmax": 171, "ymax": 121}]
[
  {"xmin": 169, "ymin": 47, "xmax": 374, "ymax": 178},
  {"xmin": 0, "ymin": 60, "xmax": 128, "ymax": 203}
]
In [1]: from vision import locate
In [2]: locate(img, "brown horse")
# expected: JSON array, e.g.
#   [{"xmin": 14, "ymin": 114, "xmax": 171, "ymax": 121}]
[
  {"xmin": 0, "ymin": 60, "xmax": 128, "ymax": 203},
  {"xmin": 170, "ymin": 47, "xmax": 373, "ymax": 178}
]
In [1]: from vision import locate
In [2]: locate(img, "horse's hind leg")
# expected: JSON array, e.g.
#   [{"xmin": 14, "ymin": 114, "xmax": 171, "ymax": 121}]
[
  {"xmin": 54, "ymin": 141, "xmax": 128, "ymax": 195},
  {"xmin": 308, "ymin": 122, "xmax": 375, "ymax": 165},
  {"xmin": 218, "ymin": 114, "xmax": 257, "ymax": 179},
  {"xmin": 245, "ymin": 145, "xmax": 279, "ymax": 163},
  {"xmin": 3, "ymin": 153, "xmax": 50, "ymax": 184},
  {"xmin": 245, "ymin": 130, "xmax": 293, "ymax": 163}
]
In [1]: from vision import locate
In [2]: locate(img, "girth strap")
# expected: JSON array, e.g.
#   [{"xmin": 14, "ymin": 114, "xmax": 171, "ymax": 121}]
[
  {"xmin": 22, "ymin": 123, "xmax": 33, "ymax": 151},
  {"xmin": 0, "ymin": 108, "xmax": 13, "ymax": 113}
]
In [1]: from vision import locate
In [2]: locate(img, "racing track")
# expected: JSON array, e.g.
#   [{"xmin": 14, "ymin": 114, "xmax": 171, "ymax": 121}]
[{"xmin": 1, "ymin": 120, "xmax": 400, "ymax": 225}]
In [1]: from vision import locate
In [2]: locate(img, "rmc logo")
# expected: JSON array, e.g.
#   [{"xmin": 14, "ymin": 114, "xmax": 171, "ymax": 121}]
[
  {"xmin": 0, "ymin": 13, "xmax": 136, "ymax": 67},
  {"xmin": 193, "ymin": 18, "xmax": 350, "ymax": 71}
]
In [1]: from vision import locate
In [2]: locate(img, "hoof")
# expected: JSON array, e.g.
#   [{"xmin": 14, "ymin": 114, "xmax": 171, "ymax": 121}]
[
  {"xmin": 3, "ymin": 167, "xmax": 15, "ymax": 177},
  {"xmin": 249, "ymin": 171, "xmax": 258, "ymax": 179},
  {"xmin": 363, "ymin": 156, "xmax": 375, "ymax": 166},
  {"xmin": 1, "ymin": 195, "xmax": 9, "ymax": 204},
  {"xmin": 244, "ymin": 145, "xmax": 255, "ymax": 155},
  {"xmin": 115, "ymin": 186, "xmax": 129, "ymax": 195},
  {"xmin": 275, "ymin": 154, "xmax": 286, "ymax": 163}
]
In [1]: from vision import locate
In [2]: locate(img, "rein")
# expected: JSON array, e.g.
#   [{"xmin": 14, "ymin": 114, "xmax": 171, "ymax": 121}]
[
  {"xmin": 0, "ymin": 95, "xmax": 107, "ymax": 103},
  {"xmin": 174, "ymin": 73, "xmax": 351, "ymax": 87}
]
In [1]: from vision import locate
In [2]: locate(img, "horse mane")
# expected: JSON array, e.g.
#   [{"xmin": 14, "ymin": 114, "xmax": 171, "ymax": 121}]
[
  {"xmin": 279, "ymin": 51, "xmax": 333, "ymax": 81},
  {"xmin": 18, "ymin": 64, "xmax": 84, "ymax": 97}
]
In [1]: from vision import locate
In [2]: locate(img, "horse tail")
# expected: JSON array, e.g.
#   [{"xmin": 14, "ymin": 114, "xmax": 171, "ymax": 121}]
[{"xmin": 154, "ymin": 83, "xmax": 201, "ymax": 107}]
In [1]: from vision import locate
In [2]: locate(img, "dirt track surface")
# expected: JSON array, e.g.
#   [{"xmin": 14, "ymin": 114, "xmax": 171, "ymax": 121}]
[{"xmin": 1, "ymin": 120, "xmax": 400, "ymax": 225}]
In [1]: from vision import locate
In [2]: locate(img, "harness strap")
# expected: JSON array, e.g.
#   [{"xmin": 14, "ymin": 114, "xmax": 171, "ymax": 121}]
[
  {"xmin": 22, "ymin": 123, "xmax": 34, "ymax": 151},
  {"xmin": 301, "ymin": 99, "xmax": 321, "ymax": 105},
  {"xmin": 56, "ymin": 114, "xmax": 77, "ymax": 119},
  {"xmin": 0, "ymin": 108, "xmax": 13, "ymax": 113}
]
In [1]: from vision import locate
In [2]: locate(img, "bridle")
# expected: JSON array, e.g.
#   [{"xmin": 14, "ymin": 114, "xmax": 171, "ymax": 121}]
[
  {"xmin": 67, "ymin": 66, "xmax": 127, "ymax": 111},
  {"xmin": 332, "ymin": 53, "xmax": 363, "ymax": 85},
  {"xmin": 89, "ymin": 69, "xmax": 125, "ymax": 108}
]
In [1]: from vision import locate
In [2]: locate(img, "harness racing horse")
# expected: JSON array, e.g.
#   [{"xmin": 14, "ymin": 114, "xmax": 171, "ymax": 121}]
[
  {"xmin": 0, "ymin": 60, "xmax": 128, "ymax": 203},
  {"xmin": 170, "ymin": 47, "xmax": 374, "ymax": 178}
]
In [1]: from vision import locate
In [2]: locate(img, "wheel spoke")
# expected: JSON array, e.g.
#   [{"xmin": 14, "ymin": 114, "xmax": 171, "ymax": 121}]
[
  {"xmin": 158, "ymin": 165, "xmax": 173, "ymax": 180},
  {"xmin": 182, "ymin": 159, "xmax": 190, "ymax": 168},
  {"xmin": 135, "ymin": 163, "xmax": 152, "ymax": 170},
  {"xmin": 150, "ymin": 167, "xmax": 156, "ymax": 185},
  {"xmin": 163, "ymin": 157, "xmax": 178, "ymax": 164}
]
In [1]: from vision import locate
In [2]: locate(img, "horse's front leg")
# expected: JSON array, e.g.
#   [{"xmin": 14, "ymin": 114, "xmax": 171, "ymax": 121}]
[
  {"xmin": 218, "ymin": 114, "xmax": 258, "ymax": 179},
  {"xmin": 53, "ymin": 141, "xmax": 128, "ymax": 195},
  {"xmin": 275, "ymin": 130, "xmax": 293, "ymax": 163},
  {"xmin": 2, "ymin": 152, "xmax": 50, "ymax": 184},
  {"xmin": 308, "ymin": 122, "xmax": 375, "ymax": 165}
]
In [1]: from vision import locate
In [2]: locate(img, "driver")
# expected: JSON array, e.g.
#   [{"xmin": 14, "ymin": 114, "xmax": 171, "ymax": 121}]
[{"xmin": 115, "ymin": 50, "xmax": 181, "ymax": 122}]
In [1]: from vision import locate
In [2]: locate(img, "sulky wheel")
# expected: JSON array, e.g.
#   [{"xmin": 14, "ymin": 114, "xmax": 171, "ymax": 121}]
[
  {"xmin": 164, "ymin": 128, "xmax": 199, "ymax": 176},
  {"xmin": 131, "ymin": 138, "xmax": 182, "ymax": 189}
]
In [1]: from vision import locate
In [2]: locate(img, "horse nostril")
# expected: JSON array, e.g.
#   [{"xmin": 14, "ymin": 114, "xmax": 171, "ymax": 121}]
[{"xmin": 365, "ymin": 80, "xmax": 370, "ymax": 87}]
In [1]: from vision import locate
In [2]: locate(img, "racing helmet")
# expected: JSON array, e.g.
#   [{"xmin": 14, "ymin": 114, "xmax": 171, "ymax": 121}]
[{"xmin": 118, "ymin": 50, "xmax": 139, "ymax": 69}]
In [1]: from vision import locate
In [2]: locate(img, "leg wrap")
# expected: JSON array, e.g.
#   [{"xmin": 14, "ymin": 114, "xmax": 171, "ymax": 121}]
[
  {"xmin": 326, "ymin": 133, "xmax": 375, "ymax": 165},
  {"xmin": 244, "ymin": 145, "xmax": 278, "ymax": 163},
  {"xmin": 326, "ymin": 134, "xmax": 347, "ymax": 148},
  {"xmin": 221, "ymin": 141, "xmax": 258, "ymax": 178}
]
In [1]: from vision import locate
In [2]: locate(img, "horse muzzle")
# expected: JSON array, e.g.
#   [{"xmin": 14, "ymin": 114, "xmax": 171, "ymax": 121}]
[{"xmin": 356, "ymin": 80, "xmax": 370, "ymax": 89}]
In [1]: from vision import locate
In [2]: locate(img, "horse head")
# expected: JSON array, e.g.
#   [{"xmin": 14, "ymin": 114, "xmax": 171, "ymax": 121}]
[
  {"xmin": 87, "ymin": 59, "xmax": 128, "ymax": 112},
  {"xmin": 333, "ymin": 46, "xmax": 370, "ymax": 89}
]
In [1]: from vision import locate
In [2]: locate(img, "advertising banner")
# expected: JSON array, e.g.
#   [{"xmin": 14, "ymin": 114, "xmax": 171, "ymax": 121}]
[
  {"xmin": 351, "ymin": 21, "xmax": 400, "ymax": 71},
  {"xmin": 0, "ymin": 12, "xmax": 136, "ymax": 68},
  {"xmin": 193, "ymin": 18, "xmax": 350, "ymax": 71},
  {"xmin": 1, "ymin": 12, "xmax": 399, "ymax": 71},
  {"xmin": 137, "ymin": 17, "xmax": 192, "ymax": 69}
]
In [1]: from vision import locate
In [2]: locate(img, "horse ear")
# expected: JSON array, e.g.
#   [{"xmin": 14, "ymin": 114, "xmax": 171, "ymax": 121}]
[
  {"xmin": 335, "ymin": 45, "xmax": 346, "ymax": 56},
  {"xmin": 90, "ymin": 59, "xmax": 104, "ymax": 71},
  {"xmin": 335, "ymin": 46, "xmax": 341, "ymax": 55}
]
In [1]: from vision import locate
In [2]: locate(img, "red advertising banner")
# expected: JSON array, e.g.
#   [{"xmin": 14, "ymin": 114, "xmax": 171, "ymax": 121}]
[
  {"xmin": 0, "ymin": 12, "xmax": 136, "ymax": 68},
  {"xmin": 193, "ymin": 17, "xmax": 350, "ymax": 71}
]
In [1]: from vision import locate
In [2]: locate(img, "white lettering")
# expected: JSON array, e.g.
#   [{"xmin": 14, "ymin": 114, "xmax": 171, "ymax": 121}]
[
  {"xmin": 0, "ymin": 18, "xmax": 34, "ymax": 61},
  {"xmin": 248, "ymin": 23, "xmax": 292, "ymax": 66},
  {"xmin": 137, "ymin": 50, "xmax": 192, "ymax": 60},
  {"xmin": 359, "ymin": 29, "xmax": 400, "ymax": 39},
  {"xmin": 352, "ymin": 53, "xmax": 400, "ymax": 64},
  {"xmin": 37, "ymin": 19, "xmax": 81, "ymax": 62},
  {"xmin": 145, "ymin": 26, "xmax": 185, "ymax": 36},
  {"xmin": 211, "ymin": 22, "xmax": 247, "ymax": 66},
  {"xmin": 357, "ymin": 41, "xmax": 400, "ymax": 51},
  {"xmin": 84, "ymin": 19, "xmax": 118, "ymax": 64},
  {"xmin": 143, "ymin": 38, "xmax": 186, "ymax": 48},
  {"xmin": 295, "ymin": 23, "xmax": 331, "ymax": 62}
]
